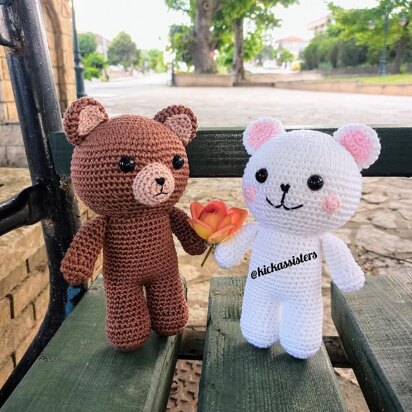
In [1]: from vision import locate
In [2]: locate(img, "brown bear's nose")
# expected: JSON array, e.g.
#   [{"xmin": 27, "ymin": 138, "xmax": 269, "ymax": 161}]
[{"xmin": 155, "ymin": 177, "xmax": 165, "ymax": 186}]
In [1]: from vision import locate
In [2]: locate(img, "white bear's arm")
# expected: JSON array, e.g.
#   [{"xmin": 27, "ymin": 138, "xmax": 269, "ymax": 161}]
[
  {"xmin": 321, "ymin": 233, "xmax": 365, "ymax": 292},
  {"xmin": 215, "ymin": 223, "xmax": 259, "ymax": 269}
]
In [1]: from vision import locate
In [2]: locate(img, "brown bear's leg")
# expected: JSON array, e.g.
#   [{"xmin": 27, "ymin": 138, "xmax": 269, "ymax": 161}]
[
  {"xmin": 145, "ymin": 272, "xmax": 188, "ymax": 336},
  {"xmin": 104, "ymin": 276, "xmax": 151, "ymax": 351}
]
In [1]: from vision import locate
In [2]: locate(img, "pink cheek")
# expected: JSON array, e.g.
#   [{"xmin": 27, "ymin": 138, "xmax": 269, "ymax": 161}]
[
  {"xmin": 323, "ymin": 193, "xmax": 341, "ymax": 214},
  {"xmin": 244, "ymin": 185, "xmax": 257, "ymax": 203}
]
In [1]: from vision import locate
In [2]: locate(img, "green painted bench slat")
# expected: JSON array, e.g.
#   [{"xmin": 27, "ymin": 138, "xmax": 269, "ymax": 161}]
[
  {"xmin": 49, "ymin": 127, "xmax": 412, "ymax": 178},
  {"xmin": 198, "ymin": 277, "xmax": 347, "ymax": 412},
  {"xmin": 331, "ymin": 274, "xmax": 412, "ymax": 412},
  {"xmin": 1, "ymin": 277, "xmax": 180, "ymax": 412}
]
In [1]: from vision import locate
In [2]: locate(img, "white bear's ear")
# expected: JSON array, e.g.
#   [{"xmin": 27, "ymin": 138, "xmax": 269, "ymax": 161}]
[
  {"xmin": 333, "ymin": 124, "xmax": 381, "ymax": 170},
  {"xmin": 243, "ymin": 117, "xmax": 285, "ymax": 155}
]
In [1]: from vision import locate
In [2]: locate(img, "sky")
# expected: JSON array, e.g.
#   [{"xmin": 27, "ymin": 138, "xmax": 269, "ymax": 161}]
[{"xmin": 75, "ymin": 0, "xmax": 378, "ymax": 50}]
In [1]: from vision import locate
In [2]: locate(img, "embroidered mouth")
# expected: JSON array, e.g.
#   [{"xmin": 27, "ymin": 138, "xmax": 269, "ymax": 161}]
[
  {"xmin": 154, "ymin": 190, "xmax": 169, "ymax": 197},
  {"xmin": 266, "ymin": 197, "xmax": 303, "ymax": 211}
]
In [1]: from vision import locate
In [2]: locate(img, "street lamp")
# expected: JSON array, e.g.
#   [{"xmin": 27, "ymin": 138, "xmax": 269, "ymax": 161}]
[
  {"xmin": 370, "ymin": 7, "xmax": 409, "ymax": 76},
  {"xmin": 378, "ymin": 8, "xmax": 390, "ymax": 76},
  {"xmin": 71, "ymin": 0, "xmax": 86, "ymax": 98},
  {"xmin": 168, "ymin": 27, "xmax": 177, "ymax": 87}
]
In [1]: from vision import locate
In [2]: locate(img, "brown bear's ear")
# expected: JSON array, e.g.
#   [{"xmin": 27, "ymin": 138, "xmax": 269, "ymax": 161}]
[
  {"xmin": 63, "ymin": 97, "xmax": 108, "ymax": 145},
  {"xmin": 154, "ymin": 105, "xmax": 198, "ymax": 146}
]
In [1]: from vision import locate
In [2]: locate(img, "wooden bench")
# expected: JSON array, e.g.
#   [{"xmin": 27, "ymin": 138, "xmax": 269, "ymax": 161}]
[
  {"xmin": 2, "ymin": 126, "xmax": 412, "ymax": 412},
  {"xmin": 0, "ymin": 1, "xmax": 411, "ymax": 410}
]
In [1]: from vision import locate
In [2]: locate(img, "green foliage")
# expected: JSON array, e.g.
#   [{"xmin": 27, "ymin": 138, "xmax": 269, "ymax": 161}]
[
  {"xmin": 107, "ymin": 32, "xmax": 137, "ymax": 71},
  {"xmin": 168, "ymin": 24, "xmax": 195, "ymax": 67},
  {"xmin": 78, "ymin": 33, "xmax": 97, "ymax": 58},
  {"xmin": 143, "ymin": 49, "xmax": 167, "ymax": 73},
  {"xmin": 83, "ymin": 52, "xmax": 108, "ymax": 80},
  {"xmin": 280, "ymin": 47, "xmax": 294, "ymax": 63},
  {"xmin": 165, "ymin": 0, "xmax": 196, "ymax": 21},
  {"xmin": 216, "ymin": 0, "xmax": 297, "ymax": 68},
  {"xmin": 303, "ymin": 1, "xmax": 412, "ymax": 71},
  {"xmin": 165, "ymin": 0, "xmax": 298, "ymax": 71}
]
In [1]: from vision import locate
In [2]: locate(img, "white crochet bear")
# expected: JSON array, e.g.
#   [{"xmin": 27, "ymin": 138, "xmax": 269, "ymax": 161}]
[{"xmin": 215, "ymin": 118, "xmax": 381, "ymax": 359}]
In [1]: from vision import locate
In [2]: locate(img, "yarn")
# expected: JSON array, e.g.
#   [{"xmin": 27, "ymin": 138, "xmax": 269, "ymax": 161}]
[
  {"xmin": 60, "ymin": 97, "xmax": 206, "ymax": 351},
  {"xmin": 215, "ymin": 118, "xmax": 381, "ymax": 359}
]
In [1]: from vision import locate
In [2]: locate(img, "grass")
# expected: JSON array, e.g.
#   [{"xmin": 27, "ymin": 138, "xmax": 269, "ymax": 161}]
[{"xmin": 330, "ymin": 74, "xmax": 412, "ymax": 85}]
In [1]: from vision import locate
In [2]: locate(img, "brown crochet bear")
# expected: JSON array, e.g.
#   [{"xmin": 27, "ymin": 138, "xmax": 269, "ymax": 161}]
[{"xmin": 60, "ymin": 97, "xmax": 207, "ymax": 351}]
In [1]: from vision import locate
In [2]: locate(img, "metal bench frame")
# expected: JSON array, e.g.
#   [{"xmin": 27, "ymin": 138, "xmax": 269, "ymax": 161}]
[{"xmin": 0, "ymin": 0, "xmax": 411, "ymax": 408}]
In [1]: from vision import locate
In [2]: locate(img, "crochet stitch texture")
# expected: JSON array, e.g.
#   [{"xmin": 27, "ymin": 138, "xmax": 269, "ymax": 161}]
[
  {"xmin": 61, "ymin": 97, "xmax": 207, "ymax": 350},
  {"xmin": 215, "ymin": 118, "xmax": 381, "ymax": 359}
]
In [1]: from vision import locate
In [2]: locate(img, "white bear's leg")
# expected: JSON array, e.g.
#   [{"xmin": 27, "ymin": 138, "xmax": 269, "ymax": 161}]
[
  {"xmin": 279, "ymin": 295, "xmax": 323, "ymax": 359},
  {"xmin": 240, "ymin": 284, "xmax": 280, "ymax": 348}
]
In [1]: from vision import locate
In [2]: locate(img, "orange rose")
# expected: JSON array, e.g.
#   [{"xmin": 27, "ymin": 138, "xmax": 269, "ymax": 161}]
[{"xmin": 188, "ymin": 201, "xmax": 247, "ymax": 266}]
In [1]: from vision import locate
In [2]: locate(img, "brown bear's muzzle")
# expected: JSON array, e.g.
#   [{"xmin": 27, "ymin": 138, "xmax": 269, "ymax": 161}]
[{"xmin": 132, "ymin": 162, "xmax": 175, "ymax": 206}]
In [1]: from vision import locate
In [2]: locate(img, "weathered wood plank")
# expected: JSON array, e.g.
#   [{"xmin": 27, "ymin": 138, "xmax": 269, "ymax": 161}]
[
  {"xmin": 198, "ymin": 277, "xmax": 347, "ymax": 412},
  {"xmin": 49, "ymin": 127, "xmax": 412, "ymax": 178},
  {"xmin": 178, "ymin": 329, "xmax": 350, "ymax": 367},
  {"xmin": 332, "ymin": 274, "xmax": 412, "ymax": 412},
  {"xmin": 2, "ymin": 277, "xmax": 180, "ymax": 412}
]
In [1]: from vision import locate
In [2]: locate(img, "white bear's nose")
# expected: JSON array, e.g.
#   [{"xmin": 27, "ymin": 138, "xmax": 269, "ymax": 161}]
[{"xmin": 280, "ymin": 184, "xmax": 290, "ymax": 193}]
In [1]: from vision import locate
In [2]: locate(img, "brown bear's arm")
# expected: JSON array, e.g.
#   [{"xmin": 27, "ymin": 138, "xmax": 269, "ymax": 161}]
[
  {"xmin": 170, "ymin": 207, "xmax": 207, "ymax": 255},
  {"xmin": 60, "ymin": 216, "xmax": 107, "ymax": 286}
]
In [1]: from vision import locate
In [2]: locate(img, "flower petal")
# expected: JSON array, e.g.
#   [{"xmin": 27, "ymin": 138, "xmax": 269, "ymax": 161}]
[
  {"xmin": 187, "ymin": 218, "xmax": 213, "ymax": 240},
  {"xmin": 202, "ymin": 201, "xmax": 229, "ymax": 216},
  {"xmin": 208, "ymin": 224, "xmax": 235, "ymax": 244},
  {"xmin": 190, "ymin": 202, "xmax": 204, "ymax": 220},
  {"xmin": 217, "ymin": 214, "xmax": 233, "ymax": 230},
  {"xmin": 202, "ymin": 212, "xmax": 224, "ymax": 232},
  {"xmin": 229, "ymin": 208, "xmax": 248, "ymax": 227}
]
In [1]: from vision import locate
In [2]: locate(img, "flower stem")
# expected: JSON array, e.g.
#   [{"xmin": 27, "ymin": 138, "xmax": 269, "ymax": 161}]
[{"xmin": 201, "ymin": 244, "xmax": 215, "ymax": 267}]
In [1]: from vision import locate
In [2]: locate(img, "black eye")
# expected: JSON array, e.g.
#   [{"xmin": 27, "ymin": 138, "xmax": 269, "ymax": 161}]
[
  {"xmin": 118, "ymin": 156, "xmax": 136, "ymax": 173},
  {"xmin": 307, "ymin": 175, "xmax": 324, "ymax": 191},
  {"xmin": 255, "ymin": 168, "xmax": 268, "ymax": 183},
  {"xmin": 172, "ymin": 155, "xmax": 184, "ymax": 170}
]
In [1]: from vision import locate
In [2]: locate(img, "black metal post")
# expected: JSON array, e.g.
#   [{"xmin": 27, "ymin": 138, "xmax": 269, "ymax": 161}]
[
  {"xmin": 71, "ymin": 0, "xmax": 86, "ymax": 98},
  {"xmin": 0, "ymin": 0, "xmax": 82, "ymax": 405},
  {"xmin": 169, "ymin": 25, "xmax": 176, "ymax": 86},
  {"xmin": 171, "ymin": 60, "xmax": 176, "ymax": 86},
  {"xmin": 378, "ymin": 8, "xmax": 390, "ymax": 76}
]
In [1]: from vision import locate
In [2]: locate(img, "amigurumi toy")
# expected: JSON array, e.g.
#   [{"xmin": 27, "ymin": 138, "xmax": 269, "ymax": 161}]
[
  {"xmin": 215, "ymin": 118, "xmax": 381, "ymax": 359},
  {"xmin": 61, "ymin": 97, "xmax": 207, "ymax": 351}
]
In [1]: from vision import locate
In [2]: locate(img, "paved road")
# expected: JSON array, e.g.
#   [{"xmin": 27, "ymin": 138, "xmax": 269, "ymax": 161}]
[{"xmin": 85, "ymin": 73, "xmax": 412, "ymax": 127}]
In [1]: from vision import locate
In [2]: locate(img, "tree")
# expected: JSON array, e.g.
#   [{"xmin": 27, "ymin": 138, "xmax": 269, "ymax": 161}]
[
  {"xmin": 83, "ymin": 52, "xmax": 108, "ymax": 80},
  {"xmin": 280, "ymin": 47, "xmax": 294, "ymax": 64},
  {"xmin": 144, "ymin": 49, "xmax": 167, "ymax": 72},
  {"xmin": 167, "ymin": 0, "xmax": 297, "ymax": 76},
  {"xmin": 78, "ymin": 33, "xmax": 97, "ymax": 58},
  {"xmin": 217, "ymin": 0, "xmax": 297, "ymax": 82},
  {"xmin": 166, "ymin": 0, "xmax": 219, "ymax": 73},
  {"xmin": 169, "ymin": 24, "xmax": 195, "ymax": 68},
  {"xmin": 330, "ymin": 1, "xmax": 412, "ymax": 73},
  {"xmin": 108, "ymin": 32, "xmax": 138, "ymax": 73}
]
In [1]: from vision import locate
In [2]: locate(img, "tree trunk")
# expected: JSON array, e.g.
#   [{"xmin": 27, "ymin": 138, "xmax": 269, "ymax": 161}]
[
  {"xmin": 192, "ymin": 0, "xmax": 218, "ymax": 73},
  {"xmin": 392, "ymin": 36, "xmax": 408, "ymax": 74},
  {"xmin": 233, "ymin": 18, "xmax": 245, "ymax": 83},
  {"xmin": 393, "ymin": 4, "xmax": 411, "ymax": 74}
]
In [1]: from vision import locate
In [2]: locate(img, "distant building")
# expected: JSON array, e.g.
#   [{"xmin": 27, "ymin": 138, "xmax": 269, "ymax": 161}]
[
  {"xmin": 307, "ymin": 16, "xmax": 331, "ymax": 36},
  {"xmin": 79, "ymin": 32, "xmax": 111, "ymax": 59},
  {"xmin": 94, "ymin": 33, "xmax": 111, "ymax": 59},
  {"xmin": 275, "ymin": 36, "xmax": 308, "ymax": 59}
]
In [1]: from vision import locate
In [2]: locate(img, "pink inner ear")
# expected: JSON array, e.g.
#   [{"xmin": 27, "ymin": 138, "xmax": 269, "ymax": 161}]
[
  {"xmin": 340, "ymin": 130, "xmax": 372, "ymax": 164},
  {"xmin": 164, "ymin": 114, "xmax": 192, "ymax": 145},
  {"xmin": 78, "ymin": 106, "xmax": 106, "ymax": 137},
  {"xmin": 247, "ymin": 121, "xmax": 282, "ymax": 150}
]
